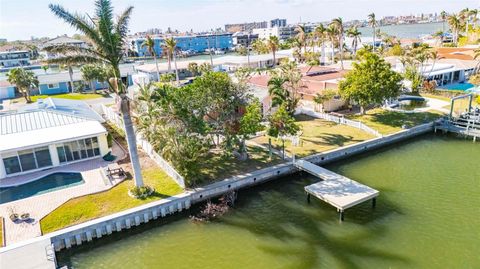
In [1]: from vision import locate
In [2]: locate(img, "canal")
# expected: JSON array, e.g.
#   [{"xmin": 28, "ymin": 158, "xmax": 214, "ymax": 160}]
[{"xmin": 57, "ymin": 134, "xmax": 480, "ymax": 268}]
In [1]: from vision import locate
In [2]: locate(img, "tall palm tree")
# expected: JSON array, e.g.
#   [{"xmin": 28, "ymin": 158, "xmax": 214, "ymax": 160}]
[
  {"xmin": 314, "ymin": 24, "xmax": 326, "ymax": 64},
  {"xmin": 368, "ymin": 13, "xmax": 377, "ymax": 52},
  {"xmin": 163, "ymin": 37, "xmax": 179, "ymax": 84},
  {"xmin": 325, "ymin": 25, "xmax": 337, "ymax": 65},
  {"xmin": 295, "ymin": 24, "xmax": 307, "ymax": 53},
  {"xmin": 330, "ymin": 18, "xmax": 344, "ymax": 69},
  {"xmin": 6, "ymin": 68, "xmax": 38, "ymax": 103},
  {"xmin": 447, "ymin": 14, "xmax": 463, "ymax": 46},
  {"xmin": 347, "ymin": 26, "xmax": 361, "ymax": 58},
  {"xmin": 47, "ymin": 0, "xmax": 144, "ymax": 187},
  {"xmin": 460, "ymin": 8, "xmax": 471, "ymax": 36},
  {"xmin": 141, "ymin": 35, "xmax": 160, "ymax": 81},
  {"xmin": 440, "ymin": 11, "xmax": 448, "ymax": 34},
  {"xmin": 266, "ymin": 36, "xmax": 279, "ymax": 66}
]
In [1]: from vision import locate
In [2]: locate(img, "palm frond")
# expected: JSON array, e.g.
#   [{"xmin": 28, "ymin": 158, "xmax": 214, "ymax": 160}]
[
  {"xmin": 116, "ymin": 6, "xmax": 134, "ymax": 39},
  {"xmin": 47, "ymin": 55, "xmax": 103, "ymax": 65},
  {"xmin": 48, "ymin": 4, "xmax": 104, "ymax": 48},
  {"xmin": 95, "ymin": 0, "xmax": 114, "ymax": 40},
  {"xmin": 43, "ymin": 44, "xmax": 106, "ymax": 59}
]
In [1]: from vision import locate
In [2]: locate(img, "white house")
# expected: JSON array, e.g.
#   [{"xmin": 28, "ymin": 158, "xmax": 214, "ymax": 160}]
[{"xmin": 0, "ymin": 110, "xmax": 110, "ymax": 179}]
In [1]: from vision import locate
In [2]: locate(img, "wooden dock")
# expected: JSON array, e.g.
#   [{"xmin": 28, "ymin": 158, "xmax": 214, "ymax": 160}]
[{"xmin": 295, "ymin": 160, "xmax": 379, "ymax": 221}]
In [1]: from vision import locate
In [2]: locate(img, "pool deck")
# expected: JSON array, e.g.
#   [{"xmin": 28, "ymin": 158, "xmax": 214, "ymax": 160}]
[
  {"xmin": 296, "ymin": 160, "xmax": 379, "ymax": 220},
  {"xmin": 0, "ymin": 237, "xmax": 55, "ymax": 269},
  {"xmin": 0, "ymin": 141, "xmax": 126, "ymax": 246}
]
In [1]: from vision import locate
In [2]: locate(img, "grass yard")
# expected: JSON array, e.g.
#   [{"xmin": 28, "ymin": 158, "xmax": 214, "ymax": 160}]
[
  {"xmin": 198, "ymin": 145, "xmax": 284, "ymax": 184},
  {"xmin": 422, "ymin": 93, "xmax": 479, "ymax": 114},
  {"xmin": 252, "ymin": 115, "xmax": 375, "ymax": 158},
  {"xmin": 31, "ymin": 92, "xmax": 106, "ymax": 102},
  {"xmin": 40, "ymin": 166, "xmax": 182, "ymax": 234},
  {"xmin": 347, "ymin": 108, "xmax": 442, "ymax": 135}
]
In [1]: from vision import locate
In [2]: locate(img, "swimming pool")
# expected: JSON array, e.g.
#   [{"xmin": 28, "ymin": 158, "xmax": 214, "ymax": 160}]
[
  {"xmin": 0, "ymin": 172, "xmax": 84, "ymax": 204},
  {"xmin": 439, "ymin": 83, "xmax": 475, "ymax": 91}
]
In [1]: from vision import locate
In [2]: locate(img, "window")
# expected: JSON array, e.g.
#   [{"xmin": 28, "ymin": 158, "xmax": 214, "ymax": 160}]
[
  {"xmin": 57, "ymin": 146, "xmax": 67, "ymax": 163},
  {"xmin": 47, "ymin": 83, "xmax": 59, "ymax": 89},
  {"xmin": 18, "ymin": 149, "xmax": 37, "ymax": 171},
  {"xmin": 85, "ymin": 138, "xmax": 94, "ymax": 157},
  {"xmin": 54, "ymin": 136, "xmax": 101, "ymax": 164},
  {"xmin": 35, "ymin": 147, "xmax": 52, "ymax": 168},
  {"xmin": 3, "ymin": 156, "xmax": 21, "ymax": 175}
]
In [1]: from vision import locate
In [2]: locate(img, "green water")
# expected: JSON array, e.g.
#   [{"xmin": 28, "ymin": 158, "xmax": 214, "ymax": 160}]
[{"xmin": 57, "ymin": 135, "xmax": 480, "ymax": 269}]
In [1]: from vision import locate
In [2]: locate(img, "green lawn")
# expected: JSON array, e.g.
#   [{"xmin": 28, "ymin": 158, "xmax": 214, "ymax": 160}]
[
  {"xmin": 347, "ymin": 108, "xmax": 442, "ymax": 135},
  {"xmin": 198, "ymin": 145, "xmax": 284, "ymax": 184},
  {"xmin": 40, "ymin": 167, "xmax": 182, "ymax": 234},
  {"xmin": 252, "ymin": 115, "xmax": 375, "ymax": 158},
  {"xmin": 422, "ymin": 93, "xmax": 478, "ymax": 114},
  {"xmin": 30, "ymin": 92, "xmax": 106, "ymax": 102}
]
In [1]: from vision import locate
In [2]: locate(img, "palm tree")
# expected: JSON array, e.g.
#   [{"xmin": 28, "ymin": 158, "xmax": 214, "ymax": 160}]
[
  {"xmin": 325, "ymin": 25, "xmax": 337, "ymax": 65},
  {"xmin": 267, "ymin": 76, "xmax": 288, "ymax": 109},
  {"xmin": 314, "ymin": 24, "xmax": 327, "ymax": 64},
  {"xmin": 164, "ymin": 37, "xmax": 179, "ymax": 84},
  {"xmin": 368, "ymin": 13, "xmax": 377, "ymax": 52},
  {"xmin": 460, "ymin": 8, "xmax": 471, "ymax": 36},
  {"xmin": 347, "ymin": 26, "xmax": 361, "ymax": 58},
  {"xmin": 440, "ymin": 11, "xmax": 448, "ymax": 34},
  {"xmin": 330, "ymin": 18, "xmax": 344, "ymax": 69},
  {"xmin": 447, "ymin": 14, "xmax": 463, "ymax": 46},
  {"xmin": 295, "ymin": 24, "xmax": 307, "ymax": 53},
  {"xmin": 266, "ymin": 36, "xmax": 279, "ymax": 66},
  {"xmin": 6, "ymin": 68, "xmax": 38, "ymax": 103},
  {"xmin": 47, "ymin": 0, "xmax": 144, "ymax": 187},
  {"xmin": 141, "ymin": 35, "xmax": 160, "ymax": 81}
]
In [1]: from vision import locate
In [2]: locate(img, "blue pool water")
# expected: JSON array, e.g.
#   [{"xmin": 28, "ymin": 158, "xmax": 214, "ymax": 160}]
[
  {"xmin": 439, "ymin": 83, "xmax": 475, "ymax": 91},
  {"xmin": 0, "ymin": 172, "xmax": 84, "ymax": 204}
]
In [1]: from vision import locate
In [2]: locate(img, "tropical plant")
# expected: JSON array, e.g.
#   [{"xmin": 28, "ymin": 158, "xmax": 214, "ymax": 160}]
[
  {"xmin": 80, "ymin": 64, "xmax": 106, "ymax": 93},
  {"xmin": 295, "ymin": 24, "xmax": 308, "ymax": 53},
  {"xmin": 266, "ymin": 36, "xmax": 279, "ymax": 66},
  {"xmin": 339, "ymin": 50, "xmax": 402, "ymax": 114},
  {"xmin": 238, "ymin": 99, "xmax": 263, "ymax": 159},
  {"xmin": 313, "ymin": 89, "xmax": 337, "ymax": 112},
  {"xmin": 187, "ymin": 62, "xmax": 200, "ymax": 76},
  {"xmin": 325, "ymin": 25, "xmax": 337, "ymax": 64},
  {"xmin": 368, "ymin": 13, "xmax": 377, "ymax": 52},
  {"xmin": 330, "ymin": 18, "xmax": 344, "ymax": 69},
  {"xmin": 41, "ymin": 65, "xmax": 49, "ymax": 74},
  {"xmin": 141, "ymin": 35, "xmax": 160, "ymax": 80},
  {"xmin": 347, "ymin": 26, "xmax": 362, "ymax": 57},
  {"xmin": 267, "ymin": 104, "xmax": 300, "ymax": 159},
  {"xmin": 314, "ymin": 24, "xmax": 327, "ymax": 64},
  {"xmin": 47, "ymin": 0, "xmax": 144, "ymax": 187},
  {"xmin": 163, "ymin": 37, "xmax": 179, "ymax": 83},
  {"xmin": 6, "ymin": 68, "xmax": 38, "ymax": 103},
  {"xmin": 251, "ymin": 39, "xmax": 269, "ymax": 54},
  {"xmin": 447, "ymin": 14, "xmax": 463, "ymax": 46},
  {"xmin": 267, "ymin": 61, "xmax": 302, "ymax": 115},
  {"xmin": 440, "ymin": 11, "xmax": 448, "ymax": 34}
]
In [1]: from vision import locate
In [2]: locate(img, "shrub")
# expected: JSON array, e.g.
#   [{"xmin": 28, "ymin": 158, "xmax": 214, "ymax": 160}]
[{"xmin": 128, "ymin": 186, "xmax": 154, "ymax": 199}]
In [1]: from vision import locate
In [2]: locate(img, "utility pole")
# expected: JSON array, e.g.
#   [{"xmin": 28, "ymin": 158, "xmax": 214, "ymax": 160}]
[
  {"xmin": 207, "ymin": 34, "xmax": 213, "ymax": 66},
  {"xmin": 247, "ymin": 33, "xmax": 251, "ymax": 67}
]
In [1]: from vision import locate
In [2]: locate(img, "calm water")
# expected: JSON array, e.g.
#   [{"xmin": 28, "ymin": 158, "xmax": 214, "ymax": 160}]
[
  {"xmin": 57, "ymin": 135, "xmax": 480, "ymax": 269},
  {"xmin": 359, "ymin": 22, "xmax": 446, "ymax": 38},
  {"xmin": 0, "ymin": 172, "xmax": 84, "ymax": 204}
]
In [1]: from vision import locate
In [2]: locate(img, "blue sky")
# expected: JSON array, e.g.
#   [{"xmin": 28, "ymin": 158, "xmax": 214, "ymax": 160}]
[{"xmin": 0, "ymin": 0, "xmax": 477, "ymax": 41}]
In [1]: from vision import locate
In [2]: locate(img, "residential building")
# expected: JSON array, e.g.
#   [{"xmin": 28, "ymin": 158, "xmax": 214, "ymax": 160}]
[
  {"xmin": 131, "ymin": 34, "xmax": 233, "ymax": 57},
  {"xmin": 252, "ymin": 27, "xmax": 281, "ymax": 40},
  {"xmin": 0, "ymin": 81, "xmax": 15, "ymax": 100},
  {"xmin": 270, "ymin": 18, "xmax": 287, "ymax": 28},
  {"xmin": 232, "ymin": 32, "xmax": 258, "ymax": 47},
  {"xmin": 0, "ymin": 110, "xmax": 110, "ymax": 179},
  {"xmin": 225, "ymin": 21, "xmax": 268, "ymax": 33},
  {"xmin": 41, "ymin": 36, "xmax": 88, "ymax": 60},
  {"xmin": 0, "ymin": 51, "xmax": 30, "ymax": 68}
]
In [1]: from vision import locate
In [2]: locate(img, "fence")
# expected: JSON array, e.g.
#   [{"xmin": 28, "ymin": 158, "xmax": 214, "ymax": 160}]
[
  {"xmin": 101, "ymin": 104, "xmax": 186, "ymax": 188},
  {"xmin": 296, "ymin": 108, "xmax": 382, "ymax": 137}
]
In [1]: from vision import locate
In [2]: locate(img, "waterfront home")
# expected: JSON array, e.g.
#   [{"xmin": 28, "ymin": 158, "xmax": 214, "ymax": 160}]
[
  {"xmin": 248, "ymin": 65, "xmax": 347, "ymax": 113},
  {"xmin": 130, "ymin": 34, "xmax": 233, "ymax": 57},
  {"xmin": 0, "ymin": 110, "xmax": 110, "ymax": 180},
  {"xmin": 0, "ymin": 50, "xmax": 30, "ymax": 68},
  {"xmin": 0, "ymin": 80, "xmax": 15, "ymax": 100},
  {"xmin": 41, "ymin": 36, "xmax": 88, "ymax": 60}
]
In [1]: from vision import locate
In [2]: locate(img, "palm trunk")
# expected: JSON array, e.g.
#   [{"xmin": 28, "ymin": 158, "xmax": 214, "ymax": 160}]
[
  {"xmin": 120, "ymin": 95, "xmax": 144, "ymax": 187},
  {"xmin": 167, "ymin": 54, "xmax": 172, "ymax": 73},
  {"xmin": 331, "ymin": 41, "xmax": 335, "ymax": 64},
  {"xmin": 321, "ymin": 42, "xmax": 326, "ymax": 65},
  {"xmin": 68, "ymin": 65, "xmax": 74, "ymax": 92},
  {"xmin": 339, "ymin": 35, "xmax": 344, "ymax": 70},
  {"xmin": 90, "ymin": 80, "xmax": 96, "ymax": 94},
  {"xmin": 272, "ymin": 51, "xmax": 276, "ymax": 66},
  {"xmin": 173, "ymin": 51, "xmax": 179, "ymax": 84},
  {"xmin": 154, "ymin": 54, "xmax": 160, "ymax": 81}
]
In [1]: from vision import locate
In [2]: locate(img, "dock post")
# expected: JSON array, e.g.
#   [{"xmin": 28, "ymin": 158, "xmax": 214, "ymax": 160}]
[
  {"xmin": 338, "ymin": 210, "xmax": 344, "ymax": 222},
  {"xmin": 372, "ymin": 198, "xmax": 377, "ymax": 208},
  {"xmin": 307, "ymin": 193, "xmax": 311, "ymax": 204}
]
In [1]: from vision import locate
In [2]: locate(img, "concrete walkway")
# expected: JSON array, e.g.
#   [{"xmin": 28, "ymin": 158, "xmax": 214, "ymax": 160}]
[
  {"xmin": 0, "ymin": 238, "xmax": 55, "ymax": 269},
  {"xmin": 0, "ymin": 141, "xmax": 126, "ymax": 245}
]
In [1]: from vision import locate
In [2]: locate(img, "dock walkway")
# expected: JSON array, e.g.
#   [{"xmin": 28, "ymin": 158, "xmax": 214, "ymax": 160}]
[{"xmin": 295, "ymin": 160, "xmax": 379, "ymax": 221}]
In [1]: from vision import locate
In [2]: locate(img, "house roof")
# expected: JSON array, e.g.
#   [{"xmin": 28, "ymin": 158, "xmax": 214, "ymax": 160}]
[
  {"xmin": 17, "ymin": 97, "xmax": 105, "ymax": 123},
  {"xmin": 36, "ymin": 64, "xmax": 135, "ymax": 84},
  {"xmin": 43, "ymin": 36, "xmax": 86, "ymax": 46},
  {"xmin": 436, "ymin": 47, "xmax": 476, "ymax": 61},
  {"xmin": 0, "ymin": 110, "xmax": 106, "ymax": 153}
]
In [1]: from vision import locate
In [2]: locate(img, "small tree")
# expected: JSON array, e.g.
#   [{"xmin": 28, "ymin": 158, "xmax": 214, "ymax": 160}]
[
  {"xmin": 187, "ymin": 62, "xmax": 199, "ymax": 77},
  {"xmin": 339, "ymin": 50, "xmax": 402, "ymax": 114},
  {"xmin": 238, "ymin": 99, "xmax": 263, "ymax": 159},
  {"xmin": 313, "ymin": 89, "xmax": 337, "ymax": 112},
  {"xmin": 267, "ymin": 104, "xmax": 300, "ymax": 159},
  {"xmin": 41, "ymin": 65, "xmax": 49, "ymax": 74},
  {"xmin": 80, "ymin": 64, "xmax": 106, "ymax": 93},
  {"xmin": 6, "ymin": 68, "xmax": 38, "ymax": 103}
]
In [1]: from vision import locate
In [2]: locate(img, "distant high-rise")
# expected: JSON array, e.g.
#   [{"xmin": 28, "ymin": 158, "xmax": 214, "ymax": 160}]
[
  {"xmin": 225, "ymin": 21, "xmax": 268, "ymax": 33},
  {"xmin": 270, "ymin": 18, "xmax": 287, "ymax": 28}
]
